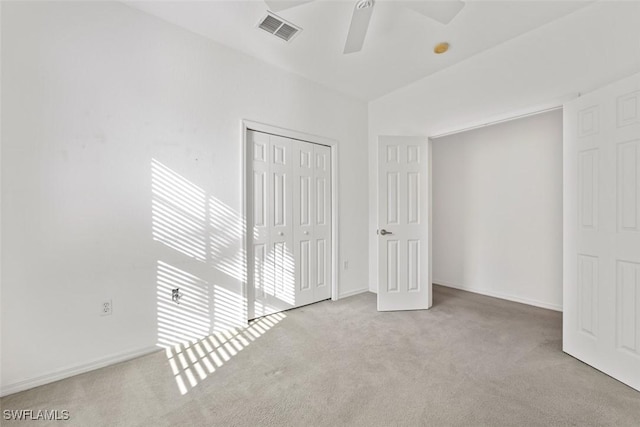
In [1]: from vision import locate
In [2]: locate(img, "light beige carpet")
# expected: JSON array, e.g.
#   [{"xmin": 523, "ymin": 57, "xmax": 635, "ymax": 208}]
[{"xmin": 2, "ymin": 285, "xmax": 640, "ymax": 426}]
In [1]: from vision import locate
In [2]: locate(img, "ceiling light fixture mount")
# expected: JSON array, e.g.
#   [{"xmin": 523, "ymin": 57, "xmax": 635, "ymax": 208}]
[
  {"xmin": 356, "ymin": 0, "xmax": 374, "ymax": 9},
  {"xmin": 434, "ymin": 42, "xmax": 450, "ymax": 54}
]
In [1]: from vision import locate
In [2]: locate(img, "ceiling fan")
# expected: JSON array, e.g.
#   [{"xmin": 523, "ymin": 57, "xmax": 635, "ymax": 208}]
[{"xmin": 264, "ymin": 0, "xmax": 466, "ymax": 54}]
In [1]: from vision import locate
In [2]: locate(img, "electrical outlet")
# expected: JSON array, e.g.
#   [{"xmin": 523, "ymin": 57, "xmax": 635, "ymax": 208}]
[
  {"xmin": 343, "ymin": 260, "xmax": 349, "ymax": 270},
  {"xmin": 101, "ymin": 300, "xmax": 113, "ymax": 316}
]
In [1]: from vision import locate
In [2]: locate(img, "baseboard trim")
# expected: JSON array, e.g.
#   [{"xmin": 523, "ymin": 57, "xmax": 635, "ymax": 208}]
[
  {"xmin": 338, "ymin": 287, "xmax": 369, "ymax": 299},
  {"xmin": 434, "ymin": 279, "xmax": 563, "ymax": 312},
  {"xmin": 1, "ymin": 345, "xmax": 160, "ymax": 397}
]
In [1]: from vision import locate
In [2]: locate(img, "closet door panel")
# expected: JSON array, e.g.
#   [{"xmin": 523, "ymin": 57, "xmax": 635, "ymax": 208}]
[
  {"xmin": 250, "ymin": 131, "xmax": 332, "ymax": 318},
  {"xmin": 252, "ymin": 133, "xmax": 294, "ymax": 318},
  {"xmin": 268, "ymin": 136, "xmax": 294, "ymax": 309},
  {"xmin": 294, "ymin": 141, "xmax": 316, "ymax": 306},
  {"xmin": 314, "ymin": 144, "xmax": 332, "ymax": 301},
  {"xmin": 250, "ymin": 131, "xmax": 270, "ymax": 317}
]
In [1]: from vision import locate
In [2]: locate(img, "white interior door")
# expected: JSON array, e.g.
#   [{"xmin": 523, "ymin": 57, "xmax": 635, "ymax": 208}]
[
  {"xmin": 249, "ymin": 130, "xmax": 332, "ymax": 319},
  {"xmin": 564, "ymin": 72, "xmax": 640, "ymax": 391},
  {"xmin": 251, "ymin": 132, "xmax": 295, "ymax": 317},
  {"xmin": 293, "ymin": 141, "xmax": 332, "ymax": 305},
  {"xmin": 293, "ymin": 140, "xmax": 315, "ymax": 307},
  {"xmin": 378, "ymin": 136, "xmax": 432, "ymax": 311},
  {"xmin": 313, "ymin": 144, "xmax": 332, "ymax": 302}
]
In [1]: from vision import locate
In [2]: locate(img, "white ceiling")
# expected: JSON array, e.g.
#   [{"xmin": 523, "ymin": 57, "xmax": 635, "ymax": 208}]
[{"xmin": 126, "ymin": 0, "xmax": 594, "ymax": 101}]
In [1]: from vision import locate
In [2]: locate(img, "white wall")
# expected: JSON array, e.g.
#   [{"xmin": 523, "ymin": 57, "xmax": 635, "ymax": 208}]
[
  {"xmin": 368, "ymin": 1, "xmax": 640, "ymax": 293},
  {"xmin": 432, "ymin": 110, "xmax": 563, "ymax": 310},
  {"xmin": 0, "ymin": 1, "xmax": 369, "ymax": 394}
]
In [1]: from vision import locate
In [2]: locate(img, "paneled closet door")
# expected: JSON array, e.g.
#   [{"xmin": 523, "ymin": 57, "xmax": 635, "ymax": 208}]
[
  {"xmin": 313, "ymin": 144, "xmax": 332, "ymax": 301},
  {"xmin": 250, "ymin": 130, "xmax": 332, "ymax": 319},
  {"xmin": 294, "ymin": 141, "xmax": 316, "ymax": 306},
  {"xmin": 250, "ymin": 130, "xmax": 271, "ymax": 318},
  {"xmin": 294, "ymin": 142, "xmax": 332, "ymax": 305},
  {"xmin": 269, "ymin": 135, "xmax": 295, "ymax": 310},
  {"xmin": 251, "ymin": 132, "xmax": 295, "ymax": 318}
]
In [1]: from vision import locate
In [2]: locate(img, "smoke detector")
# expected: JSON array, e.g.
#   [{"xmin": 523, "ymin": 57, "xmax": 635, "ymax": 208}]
[{"xmin": 257, "ymin": 12, "xmax": 302, "ymax": 42}]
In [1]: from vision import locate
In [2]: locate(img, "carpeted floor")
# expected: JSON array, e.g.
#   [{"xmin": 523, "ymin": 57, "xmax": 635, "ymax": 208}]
[{"xmin": 2, "ymin": 285, "xmax": 640, "ymax": 426}]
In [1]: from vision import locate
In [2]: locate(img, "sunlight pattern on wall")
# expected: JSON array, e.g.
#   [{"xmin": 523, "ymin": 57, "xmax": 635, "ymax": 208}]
[
  {"xmin": 152, "ymin": 158, "xmax": 297, "ymax": 319},
  {"xmin": 156, "ymin": 261, "xmax": 210, "ymax": 347},
  {"xmin": 152, "ymin": 158, "xmax": 248, "ymax": 347},
  {"xmin": 152, "ymin": 158, "xmax": 293, "ymax": 394},
  {"xmin": 165, "ymin": 311, "xmax": 286, "ymax": 395},
  {"xmin": 151, "ymin": 158, "xmax": 248, "ymax": 283},
  {"xmin": 151, "ymin": 160, "xmax": 207, "ymax": 261},
  {"xmin": 209, "ymin": 197, "xmax": 247, "ymax": 283}
]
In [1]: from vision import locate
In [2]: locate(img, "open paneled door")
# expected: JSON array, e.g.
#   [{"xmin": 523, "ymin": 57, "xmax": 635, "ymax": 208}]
[
  {"xmin": 378, "ymin": 136, "xmax": 432, "ymax": 311},
  {"xmin": 564, "ymin": 72, "xmax": 640, "ymax": 391}
]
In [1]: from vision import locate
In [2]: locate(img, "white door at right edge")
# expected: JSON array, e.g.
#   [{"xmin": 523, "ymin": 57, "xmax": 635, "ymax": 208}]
[
  {"xmin": 378, "ymin": 136, "xmax": 432, "ymax": 311},
  {"xmin": 564, "ymin": 72, "xmax": 640, "ymax": 391}
]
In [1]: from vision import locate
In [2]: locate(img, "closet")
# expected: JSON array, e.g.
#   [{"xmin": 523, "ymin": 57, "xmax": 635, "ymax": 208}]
[{"xmin": 248, "ymin": 130, "xmax": 332, "ymax": 318}]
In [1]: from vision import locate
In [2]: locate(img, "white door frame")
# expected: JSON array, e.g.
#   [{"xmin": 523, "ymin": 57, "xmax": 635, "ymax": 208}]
[{"xmin": 241, "ymin": 120, "xmax": 340, "ymax": 321}]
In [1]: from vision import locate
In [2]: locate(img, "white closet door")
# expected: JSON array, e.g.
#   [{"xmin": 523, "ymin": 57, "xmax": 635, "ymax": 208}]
[
  {"xmin": 564, "ymin": 72, "xmax": 640, "ymax": 391},
  {"xmin": 313, "ymin": 144, "xmax": 332, "ymax": 301},
  {"xmin": 294, "ymin": 141, "xmax": 316, "ymax": 306},
  {"xmin": 269, "ymin": 135, "xmax": 295, "ymax": 310},
  {"xmin": 250, "ymin": 130, "xmax": 272, "ymax": 318},
  {"xmin": 249, "ymin": 131, "xmax": 332, "ymax": 318},
  {"xmin": 251, "ymin": 132, "xmax": 294, "ymax": 317}
]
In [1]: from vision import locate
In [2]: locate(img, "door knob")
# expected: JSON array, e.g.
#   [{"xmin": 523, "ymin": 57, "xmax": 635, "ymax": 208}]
[
  {"xmin": 379, "ymin": 229, "xmax": 393, "ymax": 236},
  {"xmin": 278, "ymin": 231, "xmax": 284, "ymax": 236},
  {"xmin": 304, "ymin": 231, "xmax": 309, "ymax": 235}
]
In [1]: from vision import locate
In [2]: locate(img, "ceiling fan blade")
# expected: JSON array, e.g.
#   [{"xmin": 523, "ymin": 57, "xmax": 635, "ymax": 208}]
[
  {"xmin": 264, "ymin": 0, "xmax": 314, "ymax": 12},
  {"xmin": 343, "ymin": 2, "xmax": 375, "ymax": 54},
  {"xmin": 401, "ymin": 0, "xmax": 465, "ymax": 25}
]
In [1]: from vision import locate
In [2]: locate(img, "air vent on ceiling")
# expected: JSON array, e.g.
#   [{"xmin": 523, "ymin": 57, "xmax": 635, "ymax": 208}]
[{"xmin": 257, "ymin": 12, "xmax": 301, "ymax": 42}]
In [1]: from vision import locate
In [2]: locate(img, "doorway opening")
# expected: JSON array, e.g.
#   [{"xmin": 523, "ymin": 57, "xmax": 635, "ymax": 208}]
[{"xmin": 428, "ymin": 108, "xmax": 563, "ymax": 311}]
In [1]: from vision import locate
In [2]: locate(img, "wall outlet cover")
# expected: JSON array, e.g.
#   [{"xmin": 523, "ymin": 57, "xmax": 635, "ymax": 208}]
[{"xmin": 101, "ymin": 300, "xmax": 113, "ymax": 316}]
